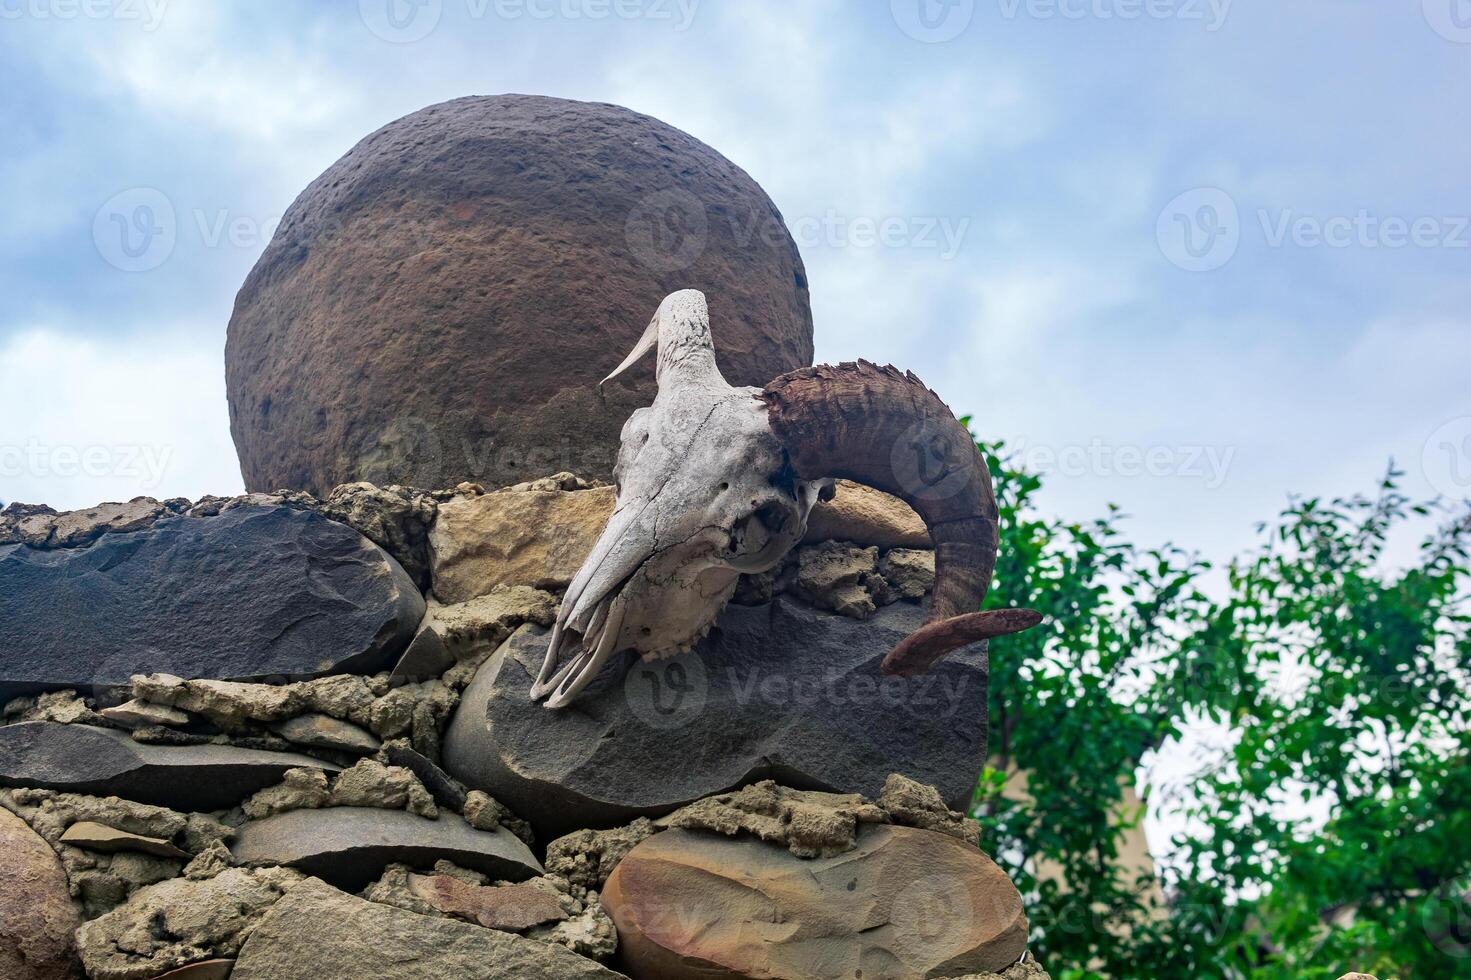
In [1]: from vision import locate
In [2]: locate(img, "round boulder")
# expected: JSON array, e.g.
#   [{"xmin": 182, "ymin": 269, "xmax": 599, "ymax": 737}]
[{"xmin": 227, "ymin": 94, "xmax": 814, "ymax": 495}]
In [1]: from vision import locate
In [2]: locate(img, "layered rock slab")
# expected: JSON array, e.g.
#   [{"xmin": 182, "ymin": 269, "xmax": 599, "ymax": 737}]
[
  {"xmin": 230, "ymin": 806, "xmax": 542, "ymax": 891},
  {"xmin": 604, "ymin": 826, "xmax": 1028, "ymax": 980},
  {"xmin": 0, "ymin": 723, "xmax": 339, "ymax": 811},
  {"xmin": 0, "ymin": 504, "xmax": 423, "ymax": 699},
  {"xmin": 0, "ymin": 805, "xmax": 83, "ymax": 979},
  {"xmin": 443, "ymin": 598, "xmax": 988, "ymax": 839},
  {"xmin": 231, "ymin": 877, "xmax": 626, "ymax": 979}
]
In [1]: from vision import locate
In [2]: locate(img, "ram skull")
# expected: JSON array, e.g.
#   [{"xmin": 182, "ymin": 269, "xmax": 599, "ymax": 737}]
[{"xmin": 531, "ymin": 289, "xmax": 1040, "ymax": 709}]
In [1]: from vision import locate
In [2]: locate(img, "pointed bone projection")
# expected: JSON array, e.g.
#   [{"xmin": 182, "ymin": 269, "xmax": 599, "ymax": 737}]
[{"xmin": 532, "ymin": 290, "xmax": 1041, "ymax": 708}]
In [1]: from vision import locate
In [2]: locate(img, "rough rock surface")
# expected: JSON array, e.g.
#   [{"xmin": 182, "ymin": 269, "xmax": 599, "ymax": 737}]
[
  {"xmin": 0, "ymin": 505, "xmax": 424, "ymax": 699},
  {"xmin": 230, "ymin": 806, "xmax": 541, "ymax": 891},
  {"xmin": 545, "ymin": 818, "xmax": 658, "ymax": 891},
  {"xmin": 429, "ymin": 485, "xmax": 615, "ymax": 601},
  {"xmin": 317, "ymin": 482, "xmax": 437, "ymax": 590},
  {"xmin": 75, "ymin": 866, "xmax": 303, "ymax": 980},
  {"xmin": 276, "ymin": 713, "xmax": 381, "ymax": 755},
  {"xmin": 328, "ymin": 759, "xmax": 438, "ymax": 818},
  {"xmin": 604, "ymin": 826, "xmax": 1028, "ymax": 980},
  {"xmin": 232, "ymin": 877, "xmax": 625, "ymax": 978},
  {"xmin": 0, "ymin": 805, "xmax": 83, "ymax": 979},
  {"xmin": 658, "ymin": 780, "xmax": 889, "ymax": 858},
  {"xmin": 59, "ymin": 821, "xmax": 193, "ymax": 859},
  {"xmin": 241, "ymin": 768, "xmax": 331, "ymax": 820},
  {"xmin": 0, "ymin": 723, "xmax": 339, "ymax": 811},
  {"xmin": 226, "ymin": 94, "xmax": 814, "ymax": 495},
  {"xmin": 0, "ymin": 497, "xmax": 177, "ymax": 550},
  {"xmin": 407, "ymin": 874, "xmax": 567, "ymax": 931},
  {"xmin": 879, "ymin": 772, "xmax": 981, "ymax": 844},
  {"xmin": 393, "ymin": 585, "xmax": 558, "ymax": 681},
  {"xmin": 804, "ymin": 479, "xmax": 931, "ymax": 549},
  {"xmin": 443, "ymin": 598, "xmax": 989, "ymax": 838}
]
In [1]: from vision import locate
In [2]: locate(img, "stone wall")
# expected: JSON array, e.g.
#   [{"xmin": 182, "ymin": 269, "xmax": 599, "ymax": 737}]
[{"xmin": 0, "ymin": 475, "xmax": 1049, "ymax": 980}]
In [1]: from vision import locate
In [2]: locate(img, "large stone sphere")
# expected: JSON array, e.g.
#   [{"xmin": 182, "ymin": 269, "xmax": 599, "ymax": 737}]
[{"xmin": 226, "ymin": 94, "xmax": 813, "ymax": 495}]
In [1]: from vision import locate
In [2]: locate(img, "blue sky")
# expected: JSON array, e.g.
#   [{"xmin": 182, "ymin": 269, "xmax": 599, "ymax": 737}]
[{"xmin": 2, "ymin": 0, "xmax": 1469, "ymax": 576}]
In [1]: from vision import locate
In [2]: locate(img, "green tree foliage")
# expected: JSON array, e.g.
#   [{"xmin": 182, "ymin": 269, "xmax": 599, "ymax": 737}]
[{"xmin": 971, "ymin": 438, "xmax": 1471, "ymax": 979}]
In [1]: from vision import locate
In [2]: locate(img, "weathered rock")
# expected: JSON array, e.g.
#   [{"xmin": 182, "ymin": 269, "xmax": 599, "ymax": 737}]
[
  {"xmin": 0, "ymin": 723, "xmax": 339, "ymax": 811},
  {"xmin": 392, "ymin": 586, "xmax": 559, "ymax": 681},
  {"xmin": 241, "ymin": 768, "xmax": 332, "ymax": 820},
  {"xmin": 0, "ymin": 805, "xmax": 83, "ymax": 979},
  {"xmin": 226, "ymin": 94, "xmax": 813, "ymax": 496},
  {"xmin": 60, "ymin": 821, "xmax": 193, "ymax": 859},
  {"xmin": 275, "ymin": 713, "xmax": 380, "ymax": 755},
  {"xmin": 804, "ymin": 479, "xmax": 930, "ymax": 549},
  {"xmin": 232, "ymin": 877, "xmax": 624, "ymax": 979},
  {"xmin": 791, "ymin": 541, "xmax": 881, "ymax": 618},
  {"xmin": 463, "ymin": 788, "xmax": 535, "ymax": 847},
  {"xmin": 379, "ymin": 741, "xmax": 467, "ymax": 812},
  {"xmin": 75, "ymin": 866, "xmax": 303, "ymax": 980},
  {"xmin": 879, "ymin": 772, "xmax": 981, "ymax": 844},
  {"xmin": 150, "ymin": 961, "xmax": 236, "ymax": 980},
  {"xmin": 297, "ymin": 674, "xmax": 378, "ymax": 727},
  {"xmin": 951, "ymin": 962, "xmax": 1051, "ymax": 980},
  {"xmin": 429, "ymin": 486, "xmax": 614, "ymax": 601},
  {"xmin": 545, "ymin": 818, "xmax": 657, "ymax": 892},
  {"xmin": 3, "ymin": 688, "xmax": 103, "ymax": 725},
  {"xmin": 98, "ymin": 699, "xmax": 191, "ymax": 729},
  {"xmin": 230, "ymin": 806, "xmax": 541, "ymax": 891},
  {"xmin": 0, "ymin": 505, "xmax": 424, "ymax": 700},
  {"xmin": 407, "ymin": 873, "xmax": 567, "ymax": 931},
  {"xmin": 880, "ymin": 548, "xmax": 938, "ymax": 602},
  {"xmin": 658, "ymin": 780, "xmax": 889, "ymax": 858},
  {"xmin": 318, "ymin": 482, "xmax": 437, "ymax": 590},
  {"xmin": 604, "ymin": 826, "xmax": 1028, "ymax": 980},
  {"xmin": 443, "ymin": 598, "xmax": 989, "ymax": 838},
  {"xmin": 0, "ymin": 497, "xmax": 172, "ymax": 550},
  {"xmin": 183, "ymin": 842, "xmax": 235, "ymax": 881},
  {"xmin": 329, "ymin": 759, "xmax": 438, "ymax": 818}
]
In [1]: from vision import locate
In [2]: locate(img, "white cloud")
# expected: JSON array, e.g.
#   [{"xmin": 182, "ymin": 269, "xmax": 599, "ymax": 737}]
[{"xmin": 0, "ymin": 328, "xmax": 243, "ymax": 510}]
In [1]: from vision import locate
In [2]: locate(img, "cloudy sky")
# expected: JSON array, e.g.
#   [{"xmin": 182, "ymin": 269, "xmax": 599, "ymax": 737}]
[{"xmin": 3, "ymin": 0, "xmax": 1469, "ymax": 575}]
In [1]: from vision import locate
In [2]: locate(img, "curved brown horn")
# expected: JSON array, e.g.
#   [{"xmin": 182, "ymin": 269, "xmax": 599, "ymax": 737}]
[{"xmin": 761, "ymin": 360, "xmax": 1041, "ymax": 676}]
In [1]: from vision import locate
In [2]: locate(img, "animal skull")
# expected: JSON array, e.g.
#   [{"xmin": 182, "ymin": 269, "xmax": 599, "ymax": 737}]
[{"xmin": 531, "ymin": 289, "xmax": 1040, "ymax": 709}]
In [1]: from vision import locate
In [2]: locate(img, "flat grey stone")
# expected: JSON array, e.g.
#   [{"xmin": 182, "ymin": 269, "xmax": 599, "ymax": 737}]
[
  {"xmin": 232, "ymin": 877, "xmax": 622, "ymax": 979},
  {"xmin": 442, "ymin": 597, "xmax": 988, "ymax": 839},
  {"xmin": 0, "ymin": 505, "xmax": 424, "ymax": 701},
  {"xmin": 0, "ymin": 723, "xmax": 339, "ymax": 811},
  {"xmin": 59, "ymin": 821, "xmax": 192, "ymax": 859},
  {"xmin": 230, "ymin": 806, "xmax": 542, "ymax": 891},
  {"xmin": 275, "ymin": 713, "xmax": 380, "ymax": 755}
]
